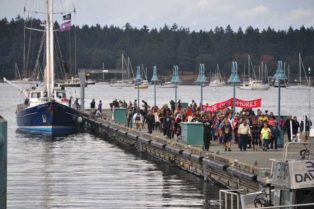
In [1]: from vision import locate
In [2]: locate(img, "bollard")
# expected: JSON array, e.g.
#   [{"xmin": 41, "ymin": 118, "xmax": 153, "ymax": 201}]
[{"xmin": 0, "ymin": 116, "xmax": 7, "ymax": 209}]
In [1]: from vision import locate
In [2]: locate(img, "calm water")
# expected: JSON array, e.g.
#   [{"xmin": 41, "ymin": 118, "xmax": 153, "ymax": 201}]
[{"xmin": 1, "ymin": 83, "xmax": 221, "ymax": 209}]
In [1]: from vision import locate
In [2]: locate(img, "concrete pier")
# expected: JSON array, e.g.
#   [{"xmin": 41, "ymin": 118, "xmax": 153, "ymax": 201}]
[
  {"xmin": 82, "ymin": 111, "xmax": 268, "ymax": 192},
  {"xmin": 81, "ymin": 110, "xmax": 312, "ymax": 193}
]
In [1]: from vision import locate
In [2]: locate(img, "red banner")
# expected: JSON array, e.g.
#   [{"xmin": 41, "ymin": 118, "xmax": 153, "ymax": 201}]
[
  {"xmin": 236, "ymin": 98, "xmax": 261, "ymax": 109},
  {"xmin": 203, "ymin": 98, "xmax": 261, "ymax": 112}
]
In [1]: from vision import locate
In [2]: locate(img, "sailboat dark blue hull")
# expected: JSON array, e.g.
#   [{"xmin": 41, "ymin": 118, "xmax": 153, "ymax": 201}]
[{"xmin": 16, "ymin": 101, "xmax": 82, "ymax": 137}]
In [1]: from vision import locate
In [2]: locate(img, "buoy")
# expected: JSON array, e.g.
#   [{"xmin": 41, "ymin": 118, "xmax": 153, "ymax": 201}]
[{"xmin": 77, "ymin": 116, "xmax": 83, "ymax": 124}]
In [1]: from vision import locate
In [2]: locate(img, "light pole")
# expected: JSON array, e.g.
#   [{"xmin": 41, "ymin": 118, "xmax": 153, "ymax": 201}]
[
  {"xmin": 195, "ymin": 64, "xmax": 207, "ymax": 107},
  {"xmin": 227, "ymin": 61, "xmax": 241, "ymax": 117},
  {"xmin": 273, "ymin": 61, "xmax": 287, "ymax": 124},
  {"xmin": 135, "ymin": 66, "xmax": 143, "ymax": 109},
  {"xmin": 170, "ymin": 65, "xmax": 181, "ymax": 105},
  {"xmin": 272, "ymin": 61, "xmax": 287, "ymax": 146},
  {"xmin": 151, "ymin": 66, "xmax": 159, "ymax": 107}
]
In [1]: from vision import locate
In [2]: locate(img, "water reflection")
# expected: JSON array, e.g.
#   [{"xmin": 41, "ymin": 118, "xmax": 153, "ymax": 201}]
[{"xmin": 8, "ymin": 132, "xmax": 221, "ymax": 209}]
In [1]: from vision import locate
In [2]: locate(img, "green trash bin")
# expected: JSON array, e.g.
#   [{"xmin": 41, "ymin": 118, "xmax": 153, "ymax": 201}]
[
  {"xmin": 181, "ymin": 102, "xmax": 189, "ymax": 108},
  {"xmin": 114, "ymin": 108, "xmax": 127, "ymax": 125},
  {"xmin": 181, "ymin": 122, "xmax": 204, "ymax": 145}
]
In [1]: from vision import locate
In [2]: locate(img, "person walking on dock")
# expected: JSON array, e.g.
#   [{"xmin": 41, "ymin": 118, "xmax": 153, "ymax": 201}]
[
  {"xmin": 270, "ymin": 121, "xmax": 280, "ymax": 150},
  {"xmin": 203, "ymin": 116, "xmax": 213, "ymax": 151},
  {"xmin": 98, "ymin": 100, "xmax": 102, "ymax": 113},
  {"xmin": 127, "ymin": 104, "xmax": 134, "ymax": 128},
  {"xmin": 163, "ymin": 110, "xmax": 173, "ymax": 138},
  {"xmin": 238, "ymin": 119, "xmax": 251, "ymax": 151},
  {"xmin": 133, "ymin": 111, "xmax": 143, "ymax": 131},
  {"xmin": 74, "ymin": 98, "xmax": 80, "ymax": 110},
  {"xmin": 146, "ymin": 110, "xmax": 155, "ymax": 134},
  {"xmin": 261, "ymin": 122, "xmax": 272, "ymax": 151},
  {"xmin": 284, "ymin": 115, "xmax": 293, "ymax": 142},
  {"xmin": 90, "ymin": 99, "xmax": 96, "ymax": 114},
  {"xmin": 292, "ymin": 116, "xmax": 300, "ymax": 140},
  {"xmin": 250, "ymin": 118, "xmax": 261, "ymax": 151},
  {"xmin": 221, "ymin": 119, "xmax": 232, "ymax": 151}
]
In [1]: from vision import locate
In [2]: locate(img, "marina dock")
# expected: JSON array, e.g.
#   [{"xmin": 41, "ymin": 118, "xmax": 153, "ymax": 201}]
[{"xmin": 80, "ymin": 110, "xmax": 302, "ymax": 193}]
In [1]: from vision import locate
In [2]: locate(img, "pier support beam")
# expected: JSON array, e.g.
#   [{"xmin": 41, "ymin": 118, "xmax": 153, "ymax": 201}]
[{"xmin": 0, "ymin": 116, "xmax": 7, "ymax": 209}]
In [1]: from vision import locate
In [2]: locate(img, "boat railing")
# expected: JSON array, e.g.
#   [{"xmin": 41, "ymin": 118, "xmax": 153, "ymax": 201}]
[
  {"xmin": 219, "ymin": 189, "xmax": 244, "ymax": 209},
  {"xmin": 220, "ymin": 189, "xmax": 314, "ymax": 209},
  {"xmin": 244, "ymin": 202, "xmax": 314, "ymax": 209},
  {"xmin": 283, "ymin": 142, "xmax": 314, "ymax": 160}
]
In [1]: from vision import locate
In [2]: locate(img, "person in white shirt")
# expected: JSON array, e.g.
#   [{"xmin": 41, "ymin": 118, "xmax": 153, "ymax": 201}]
[
  {"xmin": 238, "ymin": 119, "xmax": 251, "ymax": 151},
  {"xmin": 133, "ymin": 112, "xmax": 143, "ymax": 130}
]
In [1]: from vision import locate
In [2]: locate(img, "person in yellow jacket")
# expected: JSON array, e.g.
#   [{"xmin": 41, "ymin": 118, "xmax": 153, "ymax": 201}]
[{"xmin": 260, "ymin": 122, "xmax": 272, "ymax": 151}]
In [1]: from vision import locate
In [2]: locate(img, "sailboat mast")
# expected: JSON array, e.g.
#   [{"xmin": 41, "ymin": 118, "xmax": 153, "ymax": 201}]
[
  {"xmin": 248, "ymin": 55, "xmax": 250, "ymax": 79},
  {"xmin": 46, "ymin": 0, "xmax": 54, "ymax": 97},
  {"xmin": 121, "ymin": 53, "xmax": 124, "ymax": 81},
  {"xmin": 299, "ymin": 53, "xmax": 301, "ymax": 84}
]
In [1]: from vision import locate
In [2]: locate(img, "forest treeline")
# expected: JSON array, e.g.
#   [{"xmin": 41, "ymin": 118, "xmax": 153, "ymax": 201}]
[{"xmin": 1, "ymin": 16, "xmax": 314, "ymax": 80}]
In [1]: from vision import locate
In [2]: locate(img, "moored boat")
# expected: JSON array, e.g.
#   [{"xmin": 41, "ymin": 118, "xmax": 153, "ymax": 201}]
[
  {"xmin": 158, "ymin": 81, "xmax": 176, "ymax": 88},
  {"xmin": 134, "ymin": 80, "xmax": 149, "ymax": 89},
  {"xmin": 6, "ymin": 0, "xmax": 82, "ymax": 136},
  {"xmin": 239, "ymin": 80, "xmax": 270, "ymax": 90}
]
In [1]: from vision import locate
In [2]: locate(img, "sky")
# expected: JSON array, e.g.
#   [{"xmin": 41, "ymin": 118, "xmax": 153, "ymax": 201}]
[{"xmin": 0, "ymin": 0, "xmax": 314, "ymax": 31}]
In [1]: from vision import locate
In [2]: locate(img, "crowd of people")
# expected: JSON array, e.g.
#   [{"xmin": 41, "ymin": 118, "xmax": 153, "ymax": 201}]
[{"xmin": 90, "ymin": 98, "xmax": 312, "ymax": 152}]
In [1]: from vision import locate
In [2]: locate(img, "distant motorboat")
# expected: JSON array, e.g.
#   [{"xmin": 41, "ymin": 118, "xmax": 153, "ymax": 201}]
[
  {"xmin": 135, "ymin": 80, "xmax": 149, "ymax": 89},
  {"xmin": 273, "ymin": 79, "xmax": 288, "ymax": 87},
  {"xmin": 238, "ymin": 80, "xmax": 270, "ymax": 90},
  {"xmin": 110, "ymin": 79, "xmax": 134, "ymax": 87},
  {"xmin": 86, "ymin": 79, "xmax": 96, "ymax": 85},
  {"xmin": 158, "ymin": 81, "xmax": 176, "ymax": 88}
]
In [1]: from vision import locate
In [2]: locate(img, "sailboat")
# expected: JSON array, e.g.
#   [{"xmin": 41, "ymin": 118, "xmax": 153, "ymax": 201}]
[
  {"xmin": 209, "ymin": 64, "xmax": 225, "ymax": 87},
  {"xmin": 286, "ymin": 53, "xmax": 309, "ymax": 90},
  {"xmin": 110, "ymin": 54, "xmax": 134, "ymax": 87},
  {"xmin": 239, "ymin": 56, "xmax": 270, "ymax": 90},
  {"xmin": 5, "ymin": 0, "xmax": 82, "ymax": 136},
  {"xmin": 11, "ymin": 63, "xmax": 38, "ymax": 85}
]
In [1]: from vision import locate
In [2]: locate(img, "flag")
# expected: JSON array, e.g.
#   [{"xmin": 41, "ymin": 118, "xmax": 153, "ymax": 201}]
[
  {"xmin": 63, "ymin": 13, "xmax": 71, "ymax": 21},
  {"xmin": 59, "ymin": 21, "xmax": 71, "ymax": 32}
]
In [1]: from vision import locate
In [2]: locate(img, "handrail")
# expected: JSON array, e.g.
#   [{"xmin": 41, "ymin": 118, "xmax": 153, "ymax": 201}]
[{"xmin": 219, "ymin": 189, "xmax": 244, "ymax": 209}]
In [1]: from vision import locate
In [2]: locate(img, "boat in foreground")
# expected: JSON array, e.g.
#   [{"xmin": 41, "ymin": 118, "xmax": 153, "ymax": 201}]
[
  {"xmin": 8, "ymin": 0, "xmax": 82, "ymax": 137},
  {"xmin": 218, "ymin": 142, "xmax": 314, "ymax": 209}
]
